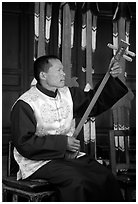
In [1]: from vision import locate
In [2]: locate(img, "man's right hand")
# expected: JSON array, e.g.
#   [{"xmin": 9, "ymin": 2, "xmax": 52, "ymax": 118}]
[{"xmin": 66, "ymin": 136, "xmax": 80, "ymax": 152}]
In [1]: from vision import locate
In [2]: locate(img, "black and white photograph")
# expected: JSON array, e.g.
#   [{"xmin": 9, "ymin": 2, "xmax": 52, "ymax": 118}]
[{"xmin": 2, "ymin": 2, "xmax": 136, "ymax": 202}]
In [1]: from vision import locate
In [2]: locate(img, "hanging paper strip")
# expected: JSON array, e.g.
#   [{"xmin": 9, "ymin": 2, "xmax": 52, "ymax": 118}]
[
  {"xmin": 92, "ymin": 15, "xmax": 97, "ymax": 52},
  {"xmin": 34, "ymin": 2, "xmax": 40, "ymax": 60},
  {"xmin": 62, "ymin": 3, "xmax": 72, "ymax": 86},
  {"xmin": 90, "ymin": 117, "xmax": 96, "ymax": 142},
  {"xmin": 45, "ymin": 4, "xmax": 51, "ymax": 43},
  {"xmin": 34, "ymin": 3, "xmax": 39, "ymax": 39},
  {"xmin": 58, "ymin": 4, "xmax": 64, "ymax": 57},
  {"xmin": 125, "ymin": 20, "xmax": 130, "ymax": 51},
  {"xmin": 113, "ymin": 21, "xmax": 118, "ymax": 56},
  {"xmin": 58, "ymin": 9, "xmax": 61, "ymax": 49},
  {"xmin": 118, "ymin": 107, "xmax": 125, "ymax": 151},
  {"xmin": 81, "ymin": 13, "xmax": 86, "ymax": 50},
  {"xmin": 83, "ymin": 120, "xmax": 90, "ymax": 144},
  {"xmin": 32, "ymin": 3, "xmax": 43, "ymax": 86},
  {"xmin": 83, "ymin": 118, "xmax": 95, "ymax": 143},
  {"xmin": 38, "ymin": 2, "xmax": 46, "ymax": 58},
  {"xmin": 45, "ymin": 3, "xmax": 52, "ymax": 54},
  {"xmin": 112, "ymin": 108, "xmax": 119, "ymax": 150},
  {"xmin": 83, "ymin": 118, "xmax": 96, "ymax": 157},
  {"xmin": 86, "ymin": 8, "xmax": 93, "ymax": 89},
  {"xmin": 81, "ymin": 12, "xmax": 86, "ymax": 76},
  {"xmin": 71, "ymin": 9, "xmax": 75, "ymax": 49}
]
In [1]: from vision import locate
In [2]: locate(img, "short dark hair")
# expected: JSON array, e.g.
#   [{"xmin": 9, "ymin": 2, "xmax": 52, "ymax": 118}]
[{"xmin": 34, "ymin": 55, "xmax": 59, "ymax": 83}]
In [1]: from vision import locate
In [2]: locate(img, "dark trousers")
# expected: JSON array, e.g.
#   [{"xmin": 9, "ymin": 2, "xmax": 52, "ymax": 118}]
[{"xmin": 29, "ymin": 155, "xmax": 124, "ymax": 202}]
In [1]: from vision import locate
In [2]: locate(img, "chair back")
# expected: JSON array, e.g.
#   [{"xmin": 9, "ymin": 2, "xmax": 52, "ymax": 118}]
[
  {"xmin": 109, "ymin": 129, "xmax": 136, "ymax": 175},
  {"xmin": 7, "ymin": 141, "xmax": 19, "ymax": 177}
]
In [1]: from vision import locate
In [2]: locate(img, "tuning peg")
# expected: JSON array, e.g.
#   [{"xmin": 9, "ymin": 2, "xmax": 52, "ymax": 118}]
[
  {"xmin": 125, "ymin": 50, "xmax": 136, "ymax": 57},
  {"xmin": 107, "ymin": 42, "xmax": 135, "ymax": 62},
  {"xmin": 123, "ymin": 54, "xmax": 132, "ymax": 62}
]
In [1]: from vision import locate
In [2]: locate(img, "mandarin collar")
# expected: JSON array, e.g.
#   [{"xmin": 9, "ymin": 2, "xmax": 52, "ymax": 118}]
[{"xmin": 36, "ymin": 83, "xmax": 58, "ymax": 98}]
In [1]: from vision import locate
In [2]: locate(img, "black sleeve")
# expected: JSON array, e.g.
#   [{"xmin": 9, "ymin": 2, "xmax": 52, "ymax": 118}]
[
  {"xmin": 69, "ymin": 76, "xmax": 128, "ymax": 118},
  {"xmin": 11, "ymin": 100, "xmax": 67, "ymax": 161}
]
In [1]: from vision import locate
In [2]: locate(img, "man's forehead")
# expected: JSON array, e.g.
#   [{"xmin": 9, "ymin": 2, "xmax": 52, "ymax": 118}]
[{"xmin": 49, "ymin": 58, "xmax": 61, "ymax": 65}]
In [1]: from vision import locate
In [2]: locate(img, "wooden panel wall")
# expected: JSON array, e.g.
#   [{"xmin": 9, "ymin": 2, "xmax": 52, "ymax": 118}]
[{"xmin": 2, "ymin": 3, "xmax": 34, "ymax": 155}]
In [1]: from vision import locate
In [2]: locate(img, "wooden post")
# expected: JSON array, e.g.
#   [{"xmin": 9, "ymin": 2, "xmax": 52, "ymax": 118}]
[{"xmin": 86, "ymin": 8, "xmax": 93, "ymax": 89}]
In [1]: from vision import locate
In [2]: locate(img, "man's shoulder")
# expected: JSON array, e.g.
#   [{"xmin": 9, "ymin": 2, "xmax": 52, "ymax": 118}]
[{"xmin": 19, "ymin": 86, "xmax": 38, "ymax": 100}]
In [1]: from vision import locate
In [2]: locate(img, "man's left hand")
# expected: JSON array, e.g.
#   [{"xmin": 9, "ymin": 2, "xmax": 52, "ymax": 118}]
[{"xmin": 110, "ymin": 61, "xmax": 122, "ymax": 78}]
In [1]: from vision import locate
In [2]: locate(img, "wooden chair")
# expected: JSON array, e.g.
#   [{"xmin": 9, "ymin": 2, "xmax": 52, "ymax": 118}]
[
  {"xmin": 2, "ymin": 141, "xmax": 57, "ymax": 202},
  {"xmin": 109, "ymin": 129, "xmax": 136, "ymax": 201}
]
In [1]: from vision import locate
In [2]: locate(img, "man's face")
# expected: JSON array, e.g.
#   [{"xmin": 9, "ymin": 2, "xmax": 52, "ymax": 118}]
[{"xmin": 45, "ymin": 59, "xmax": 66, "ymax": 89}]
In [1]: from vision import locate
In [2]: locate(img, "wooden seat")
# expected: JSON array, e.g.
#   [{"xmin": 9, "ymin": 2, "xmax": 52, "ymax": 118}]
[
  {"xmin": 109, "ymin": 129, "xmax": 136, "ymax": 201},
  {"xmin": 2, "ymin": 141, "xmax": 56, "ymax": 202}
]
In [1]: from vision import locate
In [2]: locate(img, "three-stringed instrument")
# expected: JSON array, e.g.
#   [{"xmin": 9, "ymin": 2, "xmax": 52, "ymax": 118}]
[{"xmin": 65, "ymin": 39, "xmax": 135, "ymax": 159}]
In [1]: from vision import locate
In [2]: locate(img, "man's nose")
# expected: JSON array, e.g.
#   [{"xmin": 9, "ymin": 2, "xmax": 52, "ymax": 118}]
[{"xmin": 62, "ymin": 70, "xmax": 66, "ymax": 76}]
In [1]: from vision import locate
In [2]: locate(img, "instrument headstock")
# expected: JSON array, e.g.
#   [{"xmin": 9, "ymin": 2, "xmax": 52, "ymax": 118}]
[{"xmin": 107, "ymin": 39, "xmax": 136, "ymax": 62}]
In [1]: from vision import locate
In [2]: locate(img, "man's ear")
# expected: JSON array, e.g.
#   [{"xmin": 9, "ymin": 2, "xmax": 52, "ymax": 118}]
[{"xmin": 39, "ymin": 72, "xmax": 47, "ymax": 80}]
